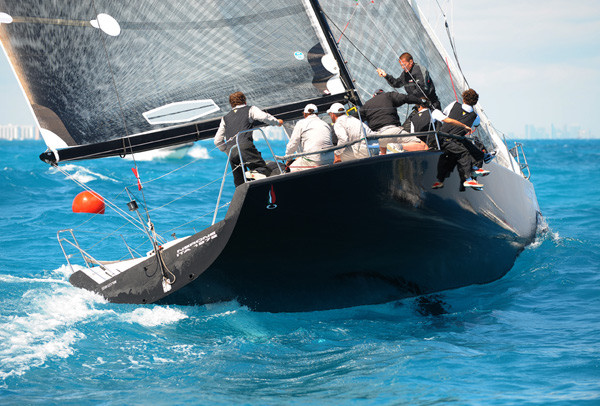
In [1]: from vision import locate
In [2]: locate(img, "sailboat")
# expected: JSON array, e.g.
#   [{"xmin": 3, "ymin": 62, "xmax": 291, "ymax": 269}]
[{"xmin": 0, "ymin": 0, "xmax": 540, "ymax": 312}]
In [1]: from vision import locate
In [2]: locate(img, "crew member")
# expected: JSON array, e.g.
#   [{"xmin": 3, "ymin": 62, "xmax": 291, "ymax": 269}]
[
  {"xmin": 409, "ymin": 103, "xmax": 473, "ymax": 148},
  {"xmin": 359, "ymin": 89, "xmax": 427, "ymax": 154},
  {"xmin": 376, "ymin": 52, "xmax": 440, "ymax": 109},
  {"xmin": 286, "ymin": 104, "xmax": 334, "ymax": 171},
  {"xmin": 214, "ymin": 91, "xmax": 283, "ymax": 187},
  {"xmin": 327, "ymin": 102, "xmax": 374, "ymax": 162},
  {"xmin": 433, "ymin": 89, "xmax": 490, "ymax": 190}
]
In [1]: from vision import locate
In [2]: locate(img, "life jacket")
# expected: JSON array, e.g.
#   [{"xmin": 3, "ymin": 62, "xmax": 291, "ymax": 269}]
[
  {"xmin": 439, "ymin": 102, "xmax": 477, "ymax": 136},
  {"xmin": 223, "ymin": 105, "xmax": 254, "ymax": 149},
  {"xmin": 411, "ymin": 109, "xmax": 435, "ymax": 133}
]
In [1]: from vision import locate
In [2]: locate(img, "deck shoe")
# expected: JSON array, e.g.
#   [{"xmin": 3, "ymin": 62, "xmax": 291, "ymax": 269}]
[
  {"xmin": 432, "ymin": 181, "xmax": 444, "ymax": 189},
  {"xmin": 483, "ymin": 152, "xmax": 496, "ymax": 164},
  {"xmin": 245, "ymin": 170, "xmax": 267, "ymax": 181},
  {"xmin": 463, "ymin": 178, "xmax": 484, "ymax": 190},
  {"xmin": 471, "ymin": 167, "xmax": 490, "ymax": 177},
  {"xmin": 386, "ymin": 143, "xmax": 404, "ymax": 154}
]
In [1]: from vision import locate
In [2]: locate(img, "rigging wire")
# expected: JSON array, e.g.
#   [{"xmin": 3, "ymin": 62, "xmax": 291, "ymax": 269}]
[
  {"xmin": 54, "ymin": 166, "xmax": 149, "ymax": 236},
  {"xmin": 164, "ymin": 200, "xmax": 231, "ymax": 235},
  {"xmin": 430, "ymin": 0, "xmax": 469, "ymax": 87},
  {"xmin": 147, "ymin": 175, "xmax": 224, "ymax": 214},
  {"xmin": 57, "ymin": 148, "xmax": 242, "ymax": 259},
  {"xmin": 320, "ymin": 9, "xmax": 378, "ymax": 69},
  {"xmin": 323, "ymin": 4, "xmax": 431, "ymax": 104}
]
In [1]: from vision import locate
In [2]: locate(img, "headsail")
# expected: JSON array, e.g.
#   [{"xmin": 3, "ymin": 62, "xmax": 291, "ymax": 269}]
[
  {"xmin": 0, "ymin": 0, "xmax": 353, "ymax": 163},
  {"xmin": 320, "ymin": 0, "xmax": 516, "ymax": 169}
]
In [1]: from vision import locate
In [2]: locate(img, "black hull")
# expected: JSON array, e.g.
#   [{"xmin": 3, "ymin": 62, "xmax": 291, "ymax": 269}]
[{"xmin": 70, "ymin": 151, "xmax": 540, "ymax": 312}]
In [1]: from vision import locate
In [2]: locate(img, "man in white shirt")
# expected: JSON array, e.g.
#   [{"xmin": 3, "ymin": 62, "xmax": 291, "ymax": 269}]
[
  {"xmin": 285, "ymin": 104, "xmax": 334, "ymax": 172},
  {"xmin": 327, "ymin": 102, "xmax": 374, "ymax": 162}
]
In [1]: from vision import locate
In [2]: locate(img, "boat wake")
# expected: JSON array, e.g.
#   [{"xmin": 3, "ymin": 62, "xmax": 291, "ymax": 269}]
[
  {"xmin": 121, "ymin": 307, "xmax": 188, "ymax": 327},
  {"xmin": 0, "ymin": 284, "xmax": 104, "ymax": 380},
  {"xmin": 0, "ymin": 265, "xmax": 188, "ymax": 382}
]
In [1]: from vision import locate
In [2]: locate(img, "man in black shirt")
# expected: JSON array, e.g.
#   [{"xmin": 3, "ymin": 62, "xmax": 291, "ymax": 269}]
[
  {"xmin": 359, "ymin": 90, "xmax": 426, "ymax": 154},
  {"xmin": 376, "ymin": 52, "xmax": 440, "ymax": 110},
  {"xmin": 433, "ymin": 89, "xmax": 490, "ymax": 191}
]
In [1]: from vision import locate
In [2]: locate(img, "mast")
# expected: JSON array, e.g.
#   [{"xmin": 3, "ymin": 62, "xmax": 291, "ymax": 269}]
[{"xmin": 306, "ymin": 0, "xmax": 361, "ymax": 106}]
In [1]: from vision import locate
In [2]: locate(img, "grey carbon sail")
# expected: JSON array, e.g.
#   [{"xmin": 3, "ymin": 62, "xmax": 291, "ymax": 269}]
[
  {"xmin": 0, "ymin": 0, "xmax": 346, "ymax": 155},
  {"xmin": 320, "ymin": 0, "xmax": 495, "ymax": 149},
  {"xmin": 320, "ymin": 0, "xmax": 460, "ymax": 109}
]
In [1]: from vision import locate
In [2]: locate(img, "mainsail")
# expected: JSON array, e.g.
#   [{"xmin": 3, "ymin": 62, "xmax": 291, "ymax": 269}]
[
  {"xmin": 1, "ymin": 0, "xmax": 518, "ymax": 170},
  {"xmin": 0, "ymin": 0, "xmax": 353, "ymax": 162}
]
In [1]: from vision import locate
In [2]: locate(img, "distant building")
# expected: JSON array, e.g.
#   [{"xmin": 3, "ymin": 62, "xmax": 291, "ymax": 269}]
[
  {"xmin": 0, "ymin": 124, "xmax": 40, "ymax": 141},
  {"xmin": 524, "ymin": 125, "xmax": 548, "ymax": 139},
  {"xmin": 523, "ymin": 124, "xmax": 594, "ymax": 139}
]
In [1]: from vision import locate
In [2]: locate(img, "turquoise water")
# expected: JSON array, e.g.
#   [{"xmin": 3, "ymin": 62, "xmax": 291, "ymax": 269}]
[{"xmin": 0, "ymin": 139, "xmax": 598, "ymax": 405}]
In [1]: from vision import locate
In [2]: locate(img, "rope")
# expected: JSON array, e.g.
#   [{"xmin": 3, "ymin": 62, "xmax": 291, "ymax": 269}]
[
  {"xmin": 325, "ymin": 4, "xmax": 430, "ymax": 103},
  {"xmin": 445, "ymin": 57, "xmax": 459, "ymax": 102},
  {"xmin": 430, "ymin": 0, "xmax": 469, "ymax": 88},
  {"xmin": 337, "ymin": 2, "xmax": 359, "ymax": 44}
]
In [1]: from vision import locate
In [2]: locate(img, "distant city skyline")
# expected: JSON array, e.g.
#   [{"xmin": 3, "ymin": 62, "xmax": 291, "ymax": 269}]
[
  {"xmin": 0, "ymin": 1, "xmax": 598, "ymax": 139},
  {"xmin": 0, "ymin": 124, "xmax": 40, "ymax": 141}
]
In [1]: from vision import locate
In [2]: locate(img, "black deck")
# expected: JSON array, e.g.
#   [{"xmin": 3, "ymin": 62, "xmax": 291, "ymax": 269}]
[{"xmin": 70, "ymin": 150, "xmax": 540, "ymax": 312}]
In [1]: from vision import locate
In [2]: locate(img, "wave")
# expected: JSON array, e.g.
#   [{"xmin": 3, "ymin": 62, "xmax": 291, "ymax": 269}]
[
  {"xmin": 187, "ymin": 145, "xmax": 211, "ymax": 159},
  {"xmin": 0, "ymin": 285, "xmax": 106, "ymax": 380},
  {"xmin": 120, "ymin": 306, "xmax": 188, "ymax": 327},
  {"xmin": 49, "ymin": 164, "xmax": 119, "ymax": 184},
  {"xmin": 527, "ymin": 213, "xmax": 560, "ymax": 250}
]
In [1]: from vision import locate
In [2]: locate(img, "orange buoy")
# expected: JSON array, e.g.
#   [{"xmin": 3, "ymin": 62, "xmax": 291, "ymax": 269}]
[{"xmin": 72, "ymin": 191, "xmax": 105, "ymax": 214}]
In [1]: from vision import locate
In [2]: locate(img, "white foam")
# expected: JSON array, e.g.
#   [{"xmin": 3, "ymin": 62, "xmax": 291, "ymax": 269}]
[
  {"xmin": 527, "ymin": 216, "xmax": 560, "ymax": 249},
  {"xmin": 127, "ymin": 149, "xmax": 179, "ymax": 161},
  {"xmin": 187, "ymin": 145, "xmax": 211, "ymax": 159},
  {"xmin": 0, "ymin": 286, "xmax": 107, "ymax": 380},
  {"xmin": 50, "ymin": 164, "xmax": 118, "ymax": 184},
  {"xmin": 121, "ymin": 306, "xmax": 188, "ymax": 327},
  {"xmin": 0, "ymin": 274, "xmax": 69, "ymax": 285},
  {"xmin": 50, "ymin": 263, "xmax": 80, "ymax": 280}
]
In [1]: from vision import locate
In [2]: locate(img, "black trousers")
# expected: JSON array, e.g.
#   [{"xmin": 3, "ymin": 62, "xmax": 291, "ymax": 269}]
[
  {"xmin": 437, "ymin": 138, "xmax": 484, "ymax": 184},
  {"xmin": 228, "ymin": 142, "xmax": 270, "ymax": 187}
]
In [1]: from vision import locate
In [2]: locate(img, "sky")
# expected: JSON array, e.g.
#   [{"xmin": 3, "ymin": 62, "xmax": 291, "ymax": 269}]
[
  {"xmin": 0, "ymin": 1, "xmax": 599, "ymax": 137},
  {"xmin": 447, "ymin": 0, "xmax": 600, "ymax": 135}
]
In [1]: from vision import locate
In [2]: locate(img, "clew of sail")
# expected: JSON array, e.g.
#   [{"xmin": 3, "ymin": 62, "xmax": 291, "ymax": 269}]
[{"xmin": 0, "ymin": 0, "xmax": 352, "ymax": 163}]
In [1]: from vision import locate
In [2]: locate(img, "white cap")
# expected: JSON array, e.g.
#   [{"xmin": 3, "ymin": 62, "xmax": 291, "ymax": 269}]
[
  {"xmin": 304, "ymin": 103, "xmax": 318, "ymax": 114},
  {"xmin": 326, "ymin": 103, "xmax": 345, "ymax": 114}
]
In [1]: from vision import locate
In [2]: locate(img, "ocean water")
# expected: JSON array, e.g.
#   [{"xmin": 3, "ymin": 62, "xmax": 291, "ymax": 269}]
[{"xmin": 0, "ymin": 139, "xmax": 598, "ymax": 405}]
